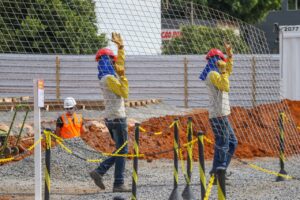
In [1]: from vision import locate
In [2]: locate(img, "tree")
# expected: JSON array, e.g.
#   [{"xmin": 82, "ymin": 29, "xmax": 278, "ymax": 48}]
[
  {"xmin": 162, "ymin": 25, "xmax": 250, "ymax": 55},
  {"xmin": 163, "ymin": 0, "xmax": 281, "ymax": 24},
  {"xmin": 0, "ymin": 0, "xmax": 107, "ymax": 54},
  {"xmin": 206, "ymin": 0, "xmax": 281, "ymax": 24}
]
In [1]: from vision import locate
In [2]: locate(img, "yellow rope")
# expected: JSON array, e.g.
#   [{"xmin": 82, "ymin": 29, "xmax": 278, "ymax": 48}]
[
  {"xmin": 28, "ymin": 136, "xmax": 43, "ymax": 151},
  {"xmin": 203, "ymin": 136, "xmax": 294, "ymax": 180},
  {"xmin": 204, "ymin": 175, "xmax": 215, "ymax": 200},
  {"xmin": 0, "ymin": 157, "xmax": 14, "ymax": 163}
]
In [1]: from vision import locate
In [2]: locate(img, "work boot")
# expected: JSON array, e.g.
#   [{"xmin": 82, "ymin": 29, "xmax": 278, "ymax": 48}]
[
  {"xmin": 89, "ymin": 170, "xmax": 105, "ymax": 190},
  {"xmin": 225, "ymin": 171, "xmax": 233, "ymax": 180},
  {"xmin": 212, "ymin": 176, "xmax": 231, "ymax": 186},
  {"xmin": 113, "ymin": 184, "xmax": 131, "ymax": 193},
  {"xmin": 212, "ymin": 176, "xmax": 217, "ymax": 185}
]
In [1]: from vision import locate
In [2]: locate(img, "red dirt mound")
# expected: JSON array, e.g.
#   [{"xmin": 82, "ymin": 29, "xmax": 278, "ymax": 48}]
[
  {"xmin": 2, "ymin": 100, "xmax": 300, "ymax": 165},
  {"xmin": 81, "ymin": 100, "xmax": 300, "ymax": 161}
]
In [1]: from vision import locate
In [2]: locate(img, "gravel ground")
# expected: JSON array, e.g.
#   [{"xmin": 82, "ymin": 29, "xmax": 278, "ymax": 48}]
[
  {"xmin": 1, "ymin": 103, "xmax": 300, "ymax": 199},
  {"xmin": 1, "ymin": 137, "xmax": 300, "ymax": 200}
]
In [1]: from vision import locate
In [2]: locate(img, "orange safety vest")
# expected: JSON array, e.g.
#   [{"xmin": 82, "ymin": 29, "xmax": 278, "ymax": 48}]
[{"xmin": 60, "ymin": 113, "xmax": 82, "ymax": 139}]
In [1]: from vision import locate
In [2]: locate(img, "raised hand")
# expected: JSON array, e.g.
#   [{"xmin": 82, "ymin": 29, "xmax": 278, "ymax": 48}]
[
  {"xmin": 224, "ymin": 40, "xmax": 232, "ymax": 58},
  {"xmin": 112, "ymin": 32, "xmax": 124, "ymax": 49}
]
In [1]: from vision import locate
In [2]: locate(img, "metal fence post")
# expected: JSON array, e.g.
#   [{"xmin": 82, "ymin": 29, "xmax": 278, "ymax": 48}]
[
  {"xmin": 131, "ymin": 123, "xmax": 140, "ymax": 200},
  {"xmin": 182, "ymin": 117, "xmax": 195, "ymax": 199},
  {"xmin": 198, "ymin": 131, "xmax": 206, "ymax": 200},
  {"xmin": 217, "ymin": 169, "xmax": 226, "ymax": 200},
  {"xmin": 168, "ymin": 119, "xmax": 180, "ymax": 200},
  {"xmin": 276, "ymin": 111, "xmax": 288, "ymax": 181},
  {"xmin": 44, "ymin": 129, "xmax": 52, "ymax": 200}
]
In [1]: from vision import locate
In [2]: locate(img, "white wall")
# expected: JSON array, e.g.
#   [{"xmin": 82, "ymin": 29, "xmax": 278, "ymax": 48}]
[
  {"xmin": 94, "ymin": 0, "xmax": 161, "ymax": 55},
  {"xmin": 280, "ymin": 25, "xmax": 300, "ymax": 100}
]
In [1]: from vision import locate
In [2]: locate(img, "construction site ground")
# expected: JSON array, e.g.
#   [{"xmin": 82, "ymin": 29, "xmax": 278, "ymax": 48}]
[{"xmin": 0, "ymin": 100, "xmax": 300, "ymax": 199}]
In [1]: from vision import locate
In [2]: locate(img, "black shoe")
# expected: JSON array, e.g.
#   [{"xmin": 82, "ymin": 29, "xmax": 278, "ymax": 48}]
[
  {"xmin": 225, "ymin": 171, "xmax": 233, "ymax": 180},
  {"xmin": 213, "ymin": 177, "xmax": 217, "ymax": 185},
  {"xmin": 214, "ymin": 169, "xmax": 232, "ymax": 186},
  {"xmin": 113, "ymin": 184, "xmax": 131, "ymax": 193},
  {"xmin": 89, "ymin": 170, "xmax": 105, "ymax": 190},
  {"xmin": 209, "ymin": 169, "xmax": 215, "ymax": 176}
]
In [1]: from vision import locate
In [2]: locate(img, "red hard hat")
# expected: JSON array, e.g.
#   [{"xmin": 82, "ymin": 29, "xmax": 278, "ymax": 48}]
[
  {"xmin": 206, "ymin": 48, "xmax": 225, "ymax": 61},
  {"xmin": 95, "ymin": 48, "xmax": 117, "ymax": 62}
]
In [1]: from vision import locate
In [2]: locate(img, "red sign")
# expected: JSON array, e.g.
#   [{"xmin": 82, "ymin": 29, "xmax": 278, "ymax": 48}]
[{"xmin": 161, "ymin": 29, "xmax": 182, "ymax": 40}]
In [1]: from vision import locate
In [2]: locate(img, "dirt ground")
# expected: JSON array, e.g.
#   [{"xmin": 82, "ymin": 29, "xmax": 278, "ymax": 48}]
[{"xmin": 2, "ymin": 100, "xmax": 299, "ymax": 166}]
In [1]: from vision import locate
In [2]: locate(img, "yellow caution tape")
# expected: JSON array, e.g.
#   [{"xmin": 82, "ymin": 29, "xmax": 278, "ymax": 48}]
[
  {"xmin": 217, "ymin": 179, "xmax": 226, "ymax": 200},
  {"xmin": 86, "ymin": 159, "xmax": 103, "ymax": 163},
  {"xmin": 103, "ymin": 153, "xmax": 144, "ymax": 158},
  {"xmin": 56, "ymin": 140, "xmax": 73, "ymax": 154},
  {"xmin": 0, "ymin": 135, "xmax": 43, "ymax": 163},
  {"xmin": 131, "ymin": 195, "xmax": 137, "ymax": 200},
  {"xmin": 203, "ymin": 136, "xmax": 213, "ymax": 144},
  {"xmin": 248, "ymin": 163, "xmax": 293, "ymax": 180},
  {"xmin": 44, "ymin": 130, "xmax": 52, "ymax": 150},
  {"xmin": 139, "ymin": 126, "xmax": 146, "ymax": 132},
  {"xmin": 0, "ymin": 157, "xmax": 14, "ymax": 163},
  {"xmin": 45, "ymin": 168, "xmax": 51, "ymax": 192},
  {"xmin": 50, "ymin": 134, "xmax": 141, "ymax": 159},
  {"xmin": 102, "ymin": 140, "xmax": 144, "ymax": 157},
  {"xmin": 28, "ymin": 136, "xmax": 43, "ymax": 151},
  {"xmin": 204, "ymin": 175, "xmax": 215, "ymax": 200},
  {"xmin": 183, "ymin": 138, "xmax": 198, "ymax": 148},
  {"xmin": 169, "ymin": 120, "xmax": 179, "ymax": 128},
  {"xmin": 49, "ymin": 132, "xmax": 63, "ymax": 142},
  {"xmin": 280, "ymin": 112, "xmax": 287, "ymax": 123},
  {"xmin": 114, "ymin": 140, "xmax": 128, "ymax": 154},
  {"xmin": 134, "ymin": 141, "xmax": 139, "ymax": 156},
  {"xmin": 179, "ymin": 148, "xmax": 189, "ymax": 183},
  {"xmin": 174, "ymin": 167, "xmax": 179, "ymax": 184},
  {"xmin": 279, "ymin": 152, "xmax": 285, "ymax": 162},
  {"xmin": 133, "ymin": 169, "xmax": 138, "ymax": 183},
  {"xmin": 204, "ymin": 135, "xmax": 293, "ymax": 180},
  {"xmin": 169, "ymin": 121, "xmax": 175, "ymax": 128},
  {"xmin": 199, "ymin": 163, "xmax": 206, "ymax": 189}
]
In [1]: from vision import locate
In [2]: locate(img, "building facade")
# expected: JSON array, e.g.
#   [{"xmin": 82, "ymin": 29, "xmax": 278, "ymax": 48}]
[{"xmin": 258, "ymin": 0, "xmax": 300, "ymax": 53}]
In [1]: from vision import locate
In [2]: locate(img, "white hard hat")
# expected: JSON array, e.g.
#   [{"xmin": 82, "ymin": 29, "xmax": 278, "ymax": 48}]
[{"xmin": 64, "ymin": 97, "xmax": 76, "ymax": 108}]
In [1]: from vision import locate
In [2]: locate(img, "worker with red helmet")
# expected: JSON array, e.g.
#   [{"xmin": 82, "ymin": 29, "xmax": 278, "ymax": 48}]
[
  {"xmin": 199, "ymin": 42, "xmax": 238, "ymax": 183},
  {"xmin": 55, "ymin": 97, "xmax": 84, "ymax": 139},
  {"xmin": 90, "ymin": 32, "xmax": 130, "ymax": 193}
]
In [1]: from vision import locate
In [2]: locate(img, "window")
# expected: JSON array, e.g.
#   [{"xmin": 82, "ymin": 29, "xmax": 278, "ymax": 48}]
[{"xmin": 288, "ymin": 0, "xmax": 300, "ymax": 10}]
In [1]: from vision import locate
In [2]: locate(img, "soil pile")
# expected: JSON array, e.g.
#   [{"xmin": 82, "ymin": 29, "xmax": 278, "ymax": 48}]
[
  {"xmin": 81, "ymin": 100, "xmax": 300, "ymax": 161},
  {"xmin": 2, "ymin": 100, "xmax": 300, "ymax": 164}
]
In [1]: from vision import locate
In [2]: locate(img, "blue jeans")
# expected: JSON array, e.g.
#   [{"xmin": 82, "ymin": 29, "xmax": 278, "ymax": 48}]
[
  {"xmin": 96, "ymin": 118, "xmax": 128, "ymax": 186},
  {"xmin": 209, "ymin": 116, "xmax": 238, "ymax": 173}
]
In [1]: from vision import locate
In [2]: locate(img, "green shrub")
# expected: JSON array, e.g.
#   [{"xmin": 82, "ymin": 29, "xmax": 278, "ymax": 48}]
[{"xmin": 162, "ymin": 25, "xmax": 250, "ymax": 55}]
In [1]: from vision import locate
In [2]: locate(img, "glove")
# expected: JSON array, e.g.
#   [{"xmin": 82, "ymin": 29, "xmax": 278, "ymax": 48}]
[
  {"xmin": 221, "ymin": 41, "xmax": 233, "ymax": 75},
  {"xmin": 216, "ymin": 60, "xmax": 227, "ymax": 73},
  {"xmin": 111, "ymin": 32, "xmax": 125, "ymax": 77},
  {"xmin": 224, "ymin": 41, "xmax": 233, "ymax": 58},
  {"xmin": 112, "ymin": 32, "xmax": 124, "ymax": 49},
  {"xmin": 115, "ymin": 64, "xmax": 125, "ymax": 77}
]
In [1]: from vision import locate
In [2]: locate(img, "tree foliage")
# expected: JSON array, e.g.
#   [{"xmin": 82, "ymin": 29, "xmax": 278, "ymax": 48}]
[
  {"xmin": 162, "ymin": 25, "xmax": 250, "ymax": 55},
  {"xmin": 0, "ymin": 0, "xmax": 107, "ymax": 54},
  {"xmin": 164, "ymin": 0, "xmax": 281, "ymax": 24}
]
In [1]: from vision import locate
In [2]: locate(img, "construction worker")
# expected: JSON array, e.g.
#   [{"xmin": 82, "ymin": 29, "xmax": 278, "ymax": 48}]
[
  {"xmin": 199, "ymin": 42, "xmax": 238, "ymax": 182},
  {"xmin": 89, "ymin": 32, "xmax": 130, "ymax": 193},
  {"xmin": 55, "ymin": 97, "xmax": 83, "ymax": 139}
]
